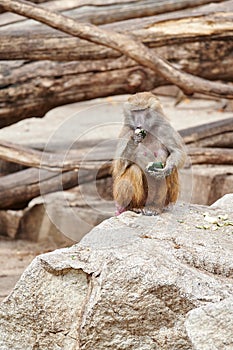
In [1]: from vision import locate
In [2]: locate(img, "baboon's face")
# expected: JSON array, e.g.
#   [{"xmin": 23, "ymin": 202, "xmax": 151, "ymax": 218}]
[{"xmin": 124, "ymin": 107, "xmax": 157, "ymax": 132}]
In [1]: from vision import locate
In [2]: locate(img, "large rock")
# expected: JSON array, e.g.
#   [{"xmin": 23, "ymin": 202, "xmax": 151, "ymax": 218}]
[
  {"xmin": 211, "ymin": 193, "xmax": 233, "ymax": 212},
  {"xmin": 0, "ymin": 201, "xmax": 233, "ymax": 350}
]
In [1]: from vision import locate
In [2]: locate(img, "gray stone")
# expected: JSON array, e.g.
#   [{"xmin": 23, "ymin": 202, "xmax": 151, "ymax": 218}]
[
  {"xmin": 185, "ymin": 297, "xmax": 233, "ymax": 350},
  {"xmin": 211, "ymin": 193, "xmax": 233, "ymax": 212},
  {"xmin": 0, "ymin": 202, "xmax": 233, "ymax": 349}
]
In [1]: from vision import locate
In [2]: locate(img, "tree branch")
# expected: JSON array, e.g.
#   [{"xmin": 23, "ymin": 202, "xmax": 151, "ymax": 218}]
[{"xmin": 1, "ymin": 0, "xmax": 233, "ymax": 98}]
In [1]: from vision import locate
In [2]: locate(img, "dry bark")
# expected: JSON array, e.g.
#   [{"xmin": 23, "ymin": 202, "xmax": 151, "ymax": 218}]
[
  {"xmin": 191, "ymin": 132, "xmax": 233, "ymax": 148},
  {"xmin": 0, "ymin": 0, "xmax": 46, "ymax": 12},
  {"xmin": 0, "ymin": 0, "xmax": 224, "ymax": 25},
  {"xmin": 0, "ymin": 141, "xmax": 111, "ymax": 171},
  {"xmin": 1, "ymin": 0, "xmax": 233, "ymax": 100},
  {"xmin": 0, "ymin": 63, "xmax": 164, "ymax": 127},
  {"xmin": 188, "ymin": 147, "xmax": 233, "ymax": 165}
]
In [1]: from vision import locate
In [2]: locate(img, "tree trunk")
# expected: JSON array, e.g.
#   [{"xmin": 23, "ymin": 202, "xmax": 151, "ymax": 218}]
[
  {"xmin": 190, "ymin": 132, "xmax": 233, "ymax": 148},
  {"xmin": 0, "ymin": 0, "xmax": 47, "ymax": 12},
  {"xmin": 0, "ymin": 141, "xmax": 112, "ymax": 171}
]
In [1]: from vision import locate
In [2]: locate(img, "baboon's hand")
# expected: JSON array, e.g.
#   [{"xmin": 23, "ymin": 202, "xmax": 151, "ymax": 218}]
[
  {"xmin": 133, "ymin": 134, "xmax": 144, "ymax": 144},
  {"xmin": 133, "ymin": 128, "xmax": 147, "ymax": 144},
  {"xmin": 146, "ymin": 166, "xmax": 172, "ymax": 179}
]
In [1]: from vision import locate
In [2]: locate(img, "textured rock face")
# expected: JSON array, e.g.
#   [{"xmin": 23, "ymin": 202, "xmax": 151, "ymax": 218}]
[
  {"xmin": 185, "ymin": 297, "xmax": 233, "ymax": 350},
  {"xmin": 0, "ymin": 201, "xmax": 233, "ymax": 350},
  {"xmin": 211, "ymin": 193, "xmax": 233, "ymax": 212}
]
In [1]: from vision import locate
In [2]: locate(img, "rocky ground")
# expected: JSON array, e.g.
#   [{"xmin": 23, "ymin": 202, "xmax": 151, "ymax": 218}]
[{"xmin": 1, "ymin": 197, "xmax": 233, "ymax": 349}]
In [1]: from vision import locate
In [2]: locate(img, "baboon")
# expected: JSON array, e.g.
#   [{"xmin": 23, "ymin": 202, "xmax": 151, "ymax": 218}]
[{"xmin": 112, "ymin": 92, "xmax": 186, "ymax": 215}]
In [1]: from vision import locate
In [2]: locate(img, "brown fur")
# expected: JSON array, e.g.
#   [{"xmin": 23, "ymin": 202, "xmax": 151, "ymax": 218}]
[
  {"xmin": 165, "ymin": 167, "xmax": 179, "ymax": 206},
  {"xmin": 112, "ymin": 160, "xmax": 148, "ymax": 209},
  {"xmin": 112, "ymin": 161, "xmax": 179, "ymax": 212}
]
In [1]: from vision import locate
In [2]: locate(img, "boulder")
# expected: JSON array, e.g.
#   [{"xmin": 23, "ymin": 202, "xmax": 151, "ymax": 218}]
[
  {"xmin": 211, "ymin": 193, "xmax": 233, "ymax": 212},
  {"xmin": 0, "ymin": 200, "xmax": 233, "ymax": 349}
]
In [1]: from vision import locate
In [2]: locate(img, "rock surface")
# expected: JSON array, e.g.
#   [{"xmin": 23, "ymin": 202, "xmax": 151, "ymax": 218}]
[
  {"xmin": 211, "ymin": 193, "xmax": 233, "ymax": 211},
  {"xmin": 185, "ymin": 297, "xmax": 233, "ymax": 350},
  {"xmin": 0, "ymin": 201, "xmax": 233, "ymax": 349}
]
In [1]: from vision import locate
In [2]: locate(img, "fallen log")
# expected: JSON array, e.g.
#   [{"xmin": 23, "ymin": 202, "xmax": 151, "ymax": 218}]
[
  {"xmin": 0, "ymin": 40, "xmax": 232, "ymax": 127},
  {"xmin": 0, "ymin": 141, "xmax": 114, "ymax": 171},
  {"xmin": 180, "ymin": 117, "xmax": 233, "ymax": 144},
  {"xmin": 0, "ymin": 162, "xmax": 110, "ymax": 209},
  {"xmin": 0, "ymin": 1, "xmax": 232, "ymax": 126},
  {"xmin": 1, "ymin": 0, "xmax": 233, "ymax": 100},
  {"xmin": 0, "ymin": 64, "xmax": 165, "ymax": 128},
  {"xmin": 0, "ymin": 0, "xmax": 225, "ymax": 25},
  {"xmin": 1, "ymin": 2, "xmax": 232, "ymax": 61},
  {"xmin": 188, "ymin": 147, "xmax": 233, "ymax": 165},
  {"xmin": 191, "ymin": 132, "xmax": 233, "ymax": 148},
  {"xmin": 0, "ymin": 0, "xmax": 47, "ymax": 13}
]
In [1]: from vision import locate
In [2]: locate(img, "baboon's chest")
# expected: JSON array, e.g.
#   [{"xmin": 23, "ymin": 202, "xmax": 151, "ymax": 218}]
[{"xmin": 132, "ymin": 138, "xmax": 168, "ymax": 168}]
